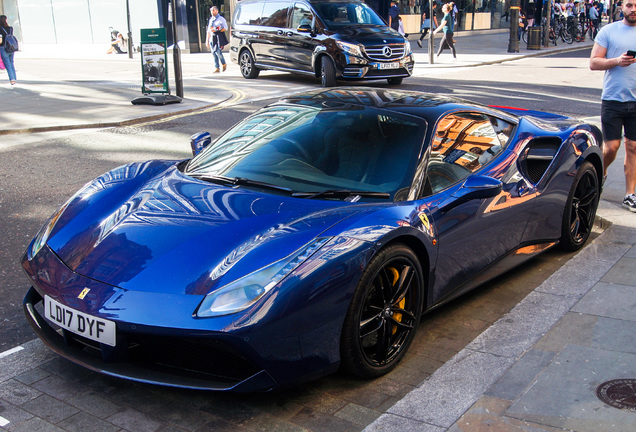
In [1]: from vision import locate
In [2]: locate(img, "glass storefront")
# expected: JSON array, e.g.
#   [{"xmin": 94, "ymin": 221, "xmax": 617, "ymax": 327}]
[
  {"xmin": 387, "ymin": 0, "xmax": 511, "ymax": 32},
  {"xmin": 2, "ymin": 0, "xmax": 159, "ymax": 44}
]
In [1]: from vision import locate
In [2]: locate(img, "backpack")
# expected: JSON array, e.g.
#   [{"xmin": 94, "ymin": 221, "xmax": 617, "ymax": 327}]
[{"xmin": 2, "ymin": 27, "xmax": 18, "ymax": 53}]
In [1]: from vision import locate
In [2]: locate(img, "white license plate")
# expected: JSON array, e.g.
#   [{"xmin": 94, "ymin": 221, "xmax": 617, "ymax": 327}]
[
  {"xmin": 379, "ymin": 62, "xmax": 400, "ymax": 70},
  {"xmin": 44, "ymin": 296, "xmax": 116, "ymax": 346}
]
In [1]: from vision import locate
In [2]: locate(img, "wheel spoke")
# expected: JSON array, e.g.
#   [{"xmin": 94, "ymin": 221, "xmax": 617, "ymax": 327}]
[
  {"xmin": 391, "ymin": 265, "xmax": 413, "ymax": 306},
  {"xmin": 374, "ymin": 318, "xmax": 392, "ymax": 361}
]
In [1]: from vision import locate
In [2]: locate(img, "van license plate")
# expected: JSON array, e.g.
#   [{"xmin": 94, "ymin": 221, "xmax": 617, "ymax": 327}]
[
  {"xmin": 379, "ymin": 62, "xmax": 400, "ymax": 70},
  {"xmin": 44, "ymin": 296, "xmax": 116, "ymax": 346}
]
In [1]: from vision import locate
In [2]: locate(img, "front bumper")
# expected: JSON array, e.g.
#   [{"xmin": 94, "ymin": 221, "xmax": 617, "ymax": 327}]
[{"xmin": 23, "ymin": 286, "xmax": 277, "ymax": 392}]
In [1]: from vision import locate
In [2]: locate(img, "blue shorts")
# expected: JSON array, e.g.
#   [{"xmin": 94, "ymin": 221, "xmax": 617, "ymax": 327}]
[{"xmin": 601, "ymin": 100, "xmax": 636, "ymax": 141}]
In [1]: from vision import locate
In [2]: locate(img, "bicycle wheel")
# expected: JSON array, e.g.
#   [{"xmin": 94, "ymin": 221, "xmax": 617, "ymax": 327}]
[
  {"xmin": 521, "ymin": 29, "xmax": 528, "ymax": 44},
  {"xmin": 571, "ymin": 24, "xmax": 583, "ymax": 42},
  {"xmin": 561, "ymin": 27, "xmax": 574, "ymax": 44},
  {"xmin": 549, "ymin": 28, "xmax": 557, "ymax": 46}
]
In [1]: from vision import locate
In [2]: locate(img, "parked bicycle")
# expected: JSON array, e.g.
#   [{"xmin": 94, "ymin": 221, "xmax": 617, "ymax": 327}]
[{"xmin": 553, "ymin": 15, "xmax": 574, "ymax": 44}]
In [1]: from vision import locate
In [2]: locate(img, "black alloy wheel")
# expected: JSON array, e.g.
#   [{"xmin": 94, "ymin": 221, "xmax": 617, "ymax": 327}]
[
  {"xmin": 239, "ymin": 50, "xmax": 260, "ymax": 79},
  {"xmin": 559, "ymin": 161, "xmax": 599, "ymax": 251},
  {"xmin": 341, "ymin": 243, "xmax": 423, "ymax": 377},
  {"xmin": 320, "ymin": 56, "xmax": 337, "ymax": 87}
]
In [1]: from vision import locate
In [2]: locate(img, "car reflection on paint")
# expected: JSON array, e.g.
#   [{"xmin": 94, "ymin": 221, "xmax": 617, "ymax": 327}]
[{"xmin": 22, "ymin": 88, "xmax": 602, "ymax": 392}]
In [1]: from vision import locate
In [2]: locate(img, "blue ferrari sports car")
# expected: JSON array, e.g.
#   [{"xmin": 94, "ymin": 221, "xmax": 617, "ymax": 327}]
[{"xmin": 22, "ymin": 88, "xmax": 603, "ymax": 392}]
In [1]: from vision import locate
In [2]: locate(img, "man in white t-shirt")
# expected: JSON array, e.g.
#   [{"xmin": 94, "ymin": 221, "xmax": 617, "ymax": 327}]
[{"xmin": 590, "ymin": 0, "xmax": 636, "ymax": 211}]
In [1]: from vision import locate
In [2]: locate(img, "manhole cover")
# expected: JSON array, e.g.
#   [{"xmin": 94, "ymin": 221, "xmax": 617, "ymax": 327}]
[{"xmin": 596, "ymin": 379, "xmax": 636, "ymax": 411}]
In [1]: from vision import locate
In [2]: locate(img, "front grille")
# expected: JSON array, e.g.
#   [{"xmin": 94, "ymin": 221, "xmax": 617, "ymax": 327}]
[
  {"xmin": 30, "ymin": 293, "xmax": 260, "ymax": 385},
  {"xmin": 364, "ymin": 44, "xmax": 406, "ymax": 61}
]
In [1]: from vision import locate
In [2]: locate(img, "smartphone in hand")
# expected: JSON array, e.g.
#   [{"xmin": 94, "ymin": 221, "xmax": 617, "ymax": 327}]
[{"xmin": 627, "ymin": 50, "xmax": 636, "ymax": 58}]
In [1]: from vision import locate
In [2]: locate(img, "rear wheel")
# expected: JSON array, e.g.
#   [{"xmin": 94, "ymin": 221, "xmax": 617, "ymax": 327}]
[
  {"xmin": 559, "ymin": 161, "xmax": 599, "ymax": 251},
  {"xmin": 387, "ymin": 77, "xmax": 403, "ymax": 85},
  {"xmin": 320, "ymin": 56, "xmax": 337, "ymax": 87},
  {"xmin": 340, "ymin": 243, "xmax": 424, "ymax": 378},
  {"xmin": 239, "ymin": 50, "xmax": 260, "ymax": 79}
]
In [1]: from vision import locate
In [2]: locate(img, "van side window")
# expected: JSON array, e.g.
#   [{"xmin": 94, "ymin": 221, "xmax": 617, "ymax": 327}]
[
  {"xmin": 262, "ymin": 1, "xmax": 289, "ymax": 27},
  {"xmin": 235, "ymin": 2, "xmax": 264, "ymax": 26},
  {"xmin": 291, "ymin": 3, "xmax": 314, "ymax": 29}
]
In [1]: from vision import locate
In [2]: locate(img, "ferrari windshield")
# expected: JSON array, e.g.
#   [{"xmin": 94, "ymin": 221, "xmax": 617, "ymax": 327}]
[
  {"xmin": 313, "ymin": 2, "xmax": 386, "ymax": 27},
  {"xmin": 185, "ymin": 103, "xmax": 426, "ymax": 200}
]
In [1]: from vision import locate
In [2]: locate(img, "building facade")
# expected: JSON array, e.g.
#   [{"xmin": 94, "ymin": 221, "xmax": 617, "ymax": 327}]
[{"xmin": 1, "ymin": 0, "xmax": 533, "ymax": 52}]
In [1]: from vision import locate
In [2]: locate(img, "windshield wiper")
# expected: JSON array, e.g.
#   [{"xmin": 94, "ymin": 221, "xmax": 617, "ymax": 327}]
[
  {"xmin": 292, "ymin": 190, "xmax": 390, "ymax": 201},
  {"xmin": 189, "ymin": 174, "xmax": 293, "ymax": 194}
]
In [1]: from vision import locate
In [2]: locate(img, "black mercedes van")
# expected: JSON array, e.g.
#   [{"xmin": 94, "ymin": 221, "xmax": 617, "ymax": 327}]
[{"xmin": 229, "ymin": 0, "xmax": 414, "ymax": 86}]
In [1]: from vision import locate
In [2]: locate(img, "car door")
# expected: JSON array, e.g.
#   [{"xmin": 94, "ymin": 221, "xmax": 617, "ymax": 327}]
[
  {"xmin": 425, "ymin": 112, "xmax": 536, "ymax": 304},
  {"xmin": 286, "ymin": 2, "xmax": 320, "ymax": 72},
  {"xmin": 256, "ymin": 1, "xmax": 292, "ymax": 68}
]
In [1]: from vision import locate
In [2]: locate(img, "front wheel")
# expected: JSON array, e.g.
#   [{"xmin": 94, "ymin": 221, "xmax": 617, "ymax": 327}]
[
  {"xmin": 340, "ymin": 243, "xmax": 424, "ymax": 378},
  {"xmin": 559, "ymin": 161, "xmax": 599, "ymax": 251},
  {"xmin": 561, "ymin": 28, "xmax": 574, "ymax": 44},
  {"xmin": 320, "ymin": 56, "xmax": 337, "ymax": 87},
  {"xmin": 387, "ymin": 77, "xmax": 403, "ymax": 85},
  {"xmin": 239, "ymin": 50, "xmax": 260, "ymax": 79}
]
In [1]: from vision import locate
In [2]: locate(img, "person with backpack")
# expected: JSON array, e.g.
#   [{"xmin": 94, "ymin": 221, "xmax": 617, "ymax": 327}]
[{"xmin": 0, "ymin": 15, "xmax": 17, "ymax": 85}]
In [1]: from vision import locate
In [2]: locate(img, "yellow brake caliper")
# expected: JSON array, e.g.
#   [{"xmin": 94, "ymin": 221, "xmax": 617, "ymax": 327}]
[{"xmin": 387, "ymin": 267, "xmax": 405, "ymax": 335}]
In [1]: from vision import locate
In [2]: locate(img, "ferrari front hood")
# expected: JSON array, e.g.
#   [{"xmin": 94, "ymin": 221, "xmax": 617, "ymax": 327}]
[{"xmin": 46, "ymin": 163, "xmax": 365, "ymax": 295}]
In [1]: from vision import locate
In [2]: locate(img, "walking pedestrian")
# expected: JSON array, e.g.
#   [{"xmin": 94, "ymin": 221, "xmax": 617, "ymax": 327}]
[
  {"xmin": 0, "ymin": 15, "xmax": 16, "ymax": 85},
  {"xmin": 433, "ymin": 3, "xmax": 456, "ymax": 59},
  {"xmin": 206, "ymin": 6, "xmax": 228, "ymax": 73},
  {"xmin": 389, "ymin": 1, "xmax": 400, "ymax": 32},
  {"xmin": 417, "ymin": 1, "xmax": 438, "ymax": 48},
  {"xmin": 590, "ymin": 0, "xmax": 636, "ymax": 211}
]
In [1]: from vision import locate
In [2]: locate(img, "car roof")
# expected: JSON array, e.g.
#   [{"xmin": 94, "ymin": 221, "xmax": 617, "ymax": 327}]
[{"xmin": 278, "ymin": 87, "xmax": 512, "ymax": 121}]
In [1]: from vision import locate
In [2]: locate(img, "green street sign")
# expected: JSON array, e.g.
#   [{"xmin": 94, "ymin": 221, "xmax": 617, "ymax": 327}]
[{"xmin": 140, "ymin": 28, "xmax": 169, "ymax": 94}]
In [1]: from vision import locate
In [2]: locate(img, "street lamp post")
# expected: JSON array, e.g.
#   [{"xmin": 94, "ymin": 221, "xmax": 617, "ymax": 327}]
[
  {"xmin": 169, "ymin": 0, "xmax": 184, "ymax": 98},
  {"xmin": 508, "ymin": 2, "xmax": 520, "ymax": 53},
  {"xmin": 428, "ymin": 0, "xmax": 435, "ymax": 65},
  {"xmin": 126, "ymin": 0, "xmax": 133, "ymax": 59}
]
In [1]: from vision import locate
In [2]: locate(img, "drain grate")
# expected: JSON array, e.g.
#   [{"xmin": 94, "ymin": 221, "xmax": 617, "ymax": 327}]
[{"xmin": 596, "ymin": 379, "xmax": 636, "ymax": 411}]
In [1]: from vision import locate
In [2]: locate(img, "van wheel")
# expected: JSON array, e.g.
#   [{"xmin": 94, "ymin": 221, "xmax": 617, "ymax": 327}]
[
  {"xmin": 320, "ymin": 57, "xmax": 337, "ymax": 87},
  {"xmin": 239, "ymin": 50, "xmax": 260, "ymax": 79},
  {"xmin": 387, "ymin": 77, "xmax": 403, "ymax": 85}
]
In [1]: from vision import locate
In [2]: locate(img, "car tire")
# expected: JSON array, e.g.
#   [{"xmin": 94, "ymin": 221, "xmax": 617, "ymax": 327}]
[
  {"xmin": 559, "ymin": 161, "xmax": 599, "ymax": 251},
  {"xmin": 340, "ymin": 243, "xmax": 423, "ymax": 378},
  {"xmin": 239, "ymin": 50, "xmax": 260, "ymax": 79},
  {"xmin": 320, "ymin": 56, "xmax": 337, "ymax": 87},
  {"xmin": 387, "ymin": 77, "xmax": 403, "ymax": 85}
]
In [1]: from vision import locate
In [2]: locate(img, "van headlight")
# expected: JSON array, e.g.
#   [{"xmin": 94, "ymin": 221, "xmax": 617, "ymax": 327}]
[
  {"xmin": 196, "ymin": 238, "xmax": 330, "ymax": 317},
  {"xmin": 336, "ymin": 41, "xmax": 363, "ymax": 57},
  {"xmin": 404, "ymin": 41, "xmax": 412, "ymax": 56}
]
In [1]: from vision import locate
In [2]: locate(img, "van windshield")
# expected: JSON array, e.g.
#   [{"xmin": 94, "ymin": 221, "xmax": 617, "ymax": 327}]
[{"xmin": 313, "ymin": 2, "xmax": 385, "ymax": 27}]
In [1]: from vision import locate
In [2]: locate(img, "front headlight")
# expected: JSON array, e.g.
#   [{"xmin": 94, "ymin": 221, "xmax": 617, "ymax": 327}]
[
  {"xmin": 336, "ymin": 41, "xmax": 363, "ymax": 57},
  {"xmin": 404, "ymin": 41, "xmax": 412, "ymax": 56},
  {"xmin": 29, "ymin": 182, "xmax": 93, "ymax": 259},
  {"xmin": 196, "ymin": 238, "xmax": 330, "ymax": 318}
]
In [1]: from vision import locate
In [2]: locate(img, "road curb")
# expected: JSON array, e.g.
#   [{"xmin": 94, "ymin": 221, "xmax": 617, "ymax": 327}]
[{"xmin": 0, "ymin": 95, "xmax": 234, "ymax": 136}]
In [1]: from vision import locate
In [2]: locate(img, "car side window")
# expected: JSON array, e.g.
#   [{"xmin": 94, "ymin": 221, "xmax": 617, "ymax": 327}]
[
  {"xmin": 262, "ymin": 1, "xmax": 290, "ymax": 27},
  {"xmin": 426, "ymin": 112, "xmax": 507, "ymax": 194},
  {"xmin": 235, "ymin": 2, "xmax": 264, "ymax": 26},
  {"xmin": 291, "ymin": 3, "xmax": 314, "ymax": 29}
]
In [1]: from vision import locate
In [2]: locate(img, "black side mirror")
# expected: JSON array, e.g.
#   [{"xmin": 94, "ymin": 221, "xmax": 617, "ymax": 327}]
[
  {"xmin": 297, "ymin": 24, "xmax": 312, "ymax": 33},
  {"xmin": 439, "ymin": 175, "xmax": 503, "ymax": 212},
  {"xmin": 190, "ymin": 132, "xmax": 211, "ymax": 156}
]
